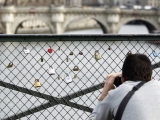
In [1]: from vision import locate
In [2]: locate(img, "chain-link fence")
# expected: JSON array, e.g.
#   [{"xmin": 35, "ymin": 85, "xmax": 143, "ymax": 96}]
[{"xmin": 1, "ymin": 35, "xmax": 160, "ymax": 120}]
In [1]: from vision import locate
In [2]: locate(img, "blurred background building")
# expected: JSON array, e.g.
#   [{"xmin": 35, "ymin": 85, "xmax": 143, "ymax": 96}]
[{"xmin": 0, "ymin": 0, "xmax": 159, "ymax": 34}]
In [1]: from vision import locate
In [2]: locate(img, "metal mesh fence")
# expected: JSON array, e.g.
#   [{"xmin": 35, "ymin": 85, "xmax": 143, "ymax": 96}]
[{"xmin": 1, "ymin": 35, "xmax": 160, "ymax": 120}]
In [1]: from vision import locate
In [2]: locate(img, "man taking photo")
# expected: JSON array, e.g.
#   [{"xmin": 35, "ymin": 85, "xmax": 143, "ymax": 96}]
[{"xmin": 89, "ymin": 53, "xmax": 160, "ymax": 120}]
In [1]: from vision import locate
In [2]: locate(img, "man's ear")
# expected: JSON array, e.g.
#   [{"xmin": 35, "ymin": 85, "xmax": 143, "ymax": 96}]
[{"xmin": 121, "ymin": 74, "xmax": 125, "ymax": 83}]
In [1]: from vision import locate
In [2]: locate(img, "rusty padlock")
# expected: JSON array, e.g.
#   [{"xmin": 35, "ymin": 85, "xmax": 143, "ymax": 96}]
[
  {"xmin": 7, "ymin": 62, "xmax": 13, "ymax": 68},
  {"xmin": 57, "ymin": 75, "xmax": 61, "ymax": 80},
  {"xmin": 34, "ymin": 79, "xmax": 41, "ymax": 88},
  {"xmin": 73, "ymin": 66, "xmax": 79, "ymax": 71},
  {"xmin": 66, "ymin": 57, "xmax": 69, "ymax": 62}
]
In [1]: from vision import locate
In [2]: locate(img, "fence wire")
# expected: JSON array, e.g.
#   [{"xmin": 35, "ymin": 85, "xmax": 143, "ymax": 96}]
[{"xmin": 1, "ymin": 35, "xmax": 160, "ymax": 120}]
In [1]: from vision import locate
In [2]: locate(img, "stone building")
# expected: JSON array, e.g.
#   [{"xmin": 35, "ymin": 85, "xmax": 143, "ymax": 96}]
[{"xmin": 147, "ymin": 0, "xmax": 160, "ymax": 7}]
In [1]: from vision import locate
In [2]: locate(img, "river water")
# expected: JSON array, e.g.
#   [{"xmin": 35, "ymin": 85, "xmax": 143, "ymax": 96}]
[{"xmin": 1, "ymin": 25, "xmax": 160, "ymax": 120}]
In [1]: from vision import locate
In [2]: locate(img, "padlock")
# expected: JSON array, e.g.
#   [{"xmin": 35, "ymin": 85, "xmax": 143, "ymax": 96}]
[
  {"xmin": 48, "ymin": 67, "xmax": 55, "ymax": 75},
  {"xmin": 69, "ymin": 51, "xmax": 74, "ymax": 55},
  {"xmin": 74, "ymin": 74, "xmax": 78, "ymax": 79},
  {"xmin": 127, "ymin": 51, "xmax": 132, "ymax": 56},
  {"xmin": 34, "ymin": 79, "xmax": 41, "ymax": 88},
  {"xmin": 79, "ymin": 51, "xmax": 83, "ymax": 55},
  {"xmin": 94, "ymin": 50, "xmax": 102, "ymax": 61},
  {"xmin": 40, "ymin": 56, "xmax": 44, "ymax": 62},
  {"xmin": 57, "ymin": 94, "xmax": 61, "ymax": 99},
  {"xmin": 7, "ymin": 62, "xmax": 13, "ymax": 68},
  {"xmin": 58, "ymin": 47, "xmax": 61, "ymax": 51},
  {"xmin": 65, "ymin": 73, "xmax": 72, "ymax": 84},
  {"xmin": 73, "ymin": 66, "xmax": 79, "ymax": 71},
  {"xmin": 66, "ymin": 57, "xmax": 69, "ymax": 62},
  {"xmin": 108, "ymin": 46, "xmax": 112, "ymax": 50},
  {"xmin": 48, "ymin": 47, "xmax": 53, "ymax": 54},
  {"xmin": 152, "ymin": 51, "xmax": 158, "ymax": 57},
  {"xmin": 23, "ymin": 47, "xmax": 30, "ymax": 54},
  {"xmin": 58, "ymin": 75, "xmax": 61, "ymax": 80}
]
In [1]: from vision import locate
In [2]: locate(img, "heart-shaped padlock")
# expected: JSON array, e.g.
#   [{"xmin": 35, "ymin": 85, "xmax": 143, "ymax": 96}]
[{"xmin": 48, "ymin": 47, "xmax": 53, "ymax": 54}]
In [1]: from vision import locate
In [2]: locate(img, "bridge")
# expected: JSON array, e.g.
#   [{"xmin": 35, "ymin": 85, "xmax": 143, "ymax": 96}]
[{"xmin": 0, "ymin": 6, "xmax": 160, "ymax": 34}]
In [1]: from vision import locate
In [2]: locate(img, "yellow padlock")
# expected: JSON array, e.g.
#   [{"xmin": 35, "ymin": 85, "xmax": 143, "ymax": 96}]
[
  {"xmin": 94, "ymin": 50, "xmax": 102, "ymax": 61},
  {"xmin": 73, "ymin": 66, "xmax": 79, "ymax": 71},
  {"xmin": 34, "ymin": 79, "xmax": 41, "ymax": 88},
  {"xmin": 7, "ymin": 62, "xmax": 13, "ymax": 68}
]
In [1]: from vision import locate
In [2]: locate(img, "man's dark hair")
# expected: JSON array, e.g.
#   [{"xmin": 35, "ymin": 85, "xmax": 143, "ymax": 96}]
[{"xmin": 122, "ymin": 54, "xmax": 152, "ymax": 81}]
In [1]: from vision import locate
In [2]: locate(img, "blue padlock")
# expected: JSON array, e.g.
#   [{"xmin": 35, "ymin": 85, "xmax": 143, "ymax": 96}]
[{"xmin": 152, "ymin": 51, "xmax": 158, "ymax": 57}]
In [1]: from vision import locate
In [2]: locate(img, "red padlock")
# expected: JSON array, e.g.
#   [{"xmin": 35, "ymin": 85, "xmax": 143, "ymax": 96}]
[{"xmin": 48, "ymin": 47, "xmax": 53, "ymax": 54}]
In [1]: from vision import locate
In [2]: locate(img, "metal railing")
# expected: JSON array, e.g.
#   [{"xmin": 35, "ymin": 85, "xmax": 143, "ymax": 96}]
[{"xmin": 1, "ymin": 35, "xmax": 160, "ymax": 120}]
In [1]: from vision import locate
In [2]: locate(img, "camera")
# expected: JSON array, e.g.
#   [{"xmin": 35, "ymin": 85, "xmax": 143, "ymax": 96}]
[{"xmin": 114, "ymin": 76, "xmax": 122, "ymax": 87}]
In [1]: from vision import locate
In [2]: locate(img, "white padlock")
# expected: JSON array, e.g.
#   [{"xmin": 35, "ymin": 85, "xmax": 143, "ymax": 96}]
[
  {"xmin": 23, "ymin": 47, "xmax": 30, "ymax": 54},
  {"xmin": 48, "ymin": 67, "xmax": 55, "ymax": 75},
  {"xmin": 65, "ymin": 73, "xmax": 72, "ymax": 84}
]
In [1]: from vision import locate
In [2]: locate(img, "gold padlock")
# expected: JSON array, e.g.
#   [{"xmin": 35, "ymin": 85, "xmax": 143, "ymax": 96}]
[
  {"xmin": 127, "ymin": 51, "xmax": 132, "ymax": 56},
  {"xmin": 94, "ymin": 50, "xmax": 102, "ymax": 61},
  {"xmin": 7, "ymin": 62, "xmax": 13, "ymax": 68},
  {"xmin": 73, "ymin": 66, "xmax": 79, "ymax": 71},
  {"xmin": 74, "ymin": 74, "xmax": 78, "ymax": 79},
  {"xmin": 69, "ymin": 51, "xmax": 74, "ymax": 55},
  {"xmin": 79, "ymin": 51, "xmax": 83, "ymax": 55},
  {"xmin": 34, "ymin": 79, "xmax": 41, "ymax": 88}
]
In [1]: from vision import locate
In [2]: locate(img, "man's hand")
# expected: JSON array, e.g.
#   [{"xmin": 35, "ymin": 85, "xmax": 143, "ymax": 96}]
[{"xmin": 99, "ymin": 72, "xmax": 121, "ymax": 101}]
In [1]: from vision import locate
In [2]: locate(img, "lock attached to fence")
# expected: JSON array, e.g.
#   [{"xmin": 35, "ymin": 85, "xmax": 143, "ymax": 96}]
[
  {"xmin": 7, "ymin": 62, "xmax": 13, "ymax": 68},
  {"xmin": 48, "ymin": 67, "xmax": 55, "ymax": 75},
  {"xmin": 23, "ymin": 47, "xmax": 30, "ymax": 54},
  {"xmin": 152, "ymin": 51, "xmax": 158, "ymax": 57},
  {"xmin": 74, "ymin": 74, "xmax": 78, "ymax": 79},
  {"xmin": 94, "ymin": 50, "xmax": 102, "ymax": 61},
  {"xmin": 127, "ymin": 51, "xmax": 132, "ymax": 56},
  {"xmin": 65, "ymin": 73, "xmax": 72, "ymax": 84},
  {"xmin": 108, "ymin": 46, "xmax": 112, "ymax": 50},
  {"xmin": 69, "ymin": 51, "xmax": 74, "ymax": 55},
  {"xmin": 66, "ymin": 57, "xmax": 69, "ymax": 62},
  {"xmin": 58, "ymin": 47, "xmax": 61, "ymax": 51},
  {"xmin": 40, "ymin": 56, "xmax": 44, "ymax": 62},
  {"xmin": 58, "ymin": 75, "xmax": 61, "ymax": 80},
  {"xmin": 79, "ymin": 51, "xmax": 83, "ymax": 55},
  {"xmin": 48, "ymin": 47, "xmax": 53, "ymax": 54},
  {"xmin": 34, "ymin": 79, "xmax": 41, "ymax": 88},
  {"xmin": 73, "ymin": 66, "xmax": 79, "ymax": 71}
]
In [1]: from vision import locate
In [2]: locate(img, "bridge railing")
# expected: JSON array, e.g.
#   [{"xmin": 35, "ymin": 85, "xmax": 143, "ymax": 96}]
[{"xmin": 1, "ymin": 35, "xmax": 160, "ymax": 120}]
